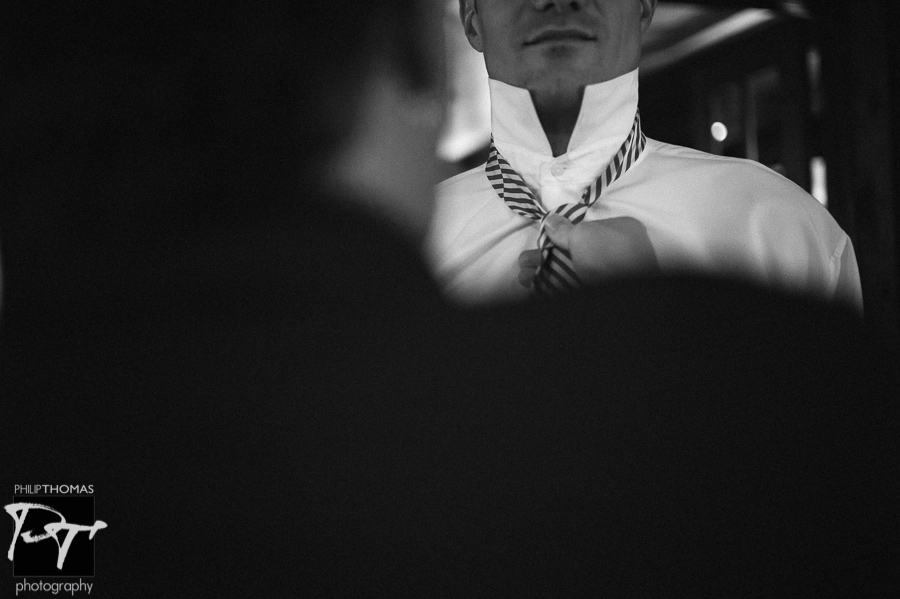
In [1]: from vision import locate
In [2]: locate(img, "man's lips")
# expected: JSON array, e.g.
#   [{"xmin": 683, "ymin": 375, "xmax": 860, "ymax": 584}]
[{"xmin": 524, "ymin": 28, "xmax": 596, "ymax": 45}]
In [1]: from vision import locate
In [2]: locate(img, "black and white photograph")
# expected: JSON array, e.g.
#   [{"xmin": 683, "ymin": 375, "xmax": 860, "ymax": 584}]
[{"xmin": 2, "ymin": 1, "xmax": 898, "ymax": 596}]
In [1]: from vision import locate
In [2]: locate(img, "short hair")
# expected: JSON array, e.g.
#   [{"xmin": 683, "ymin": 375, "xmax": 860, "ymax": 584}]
[{"xmin": 0, "ymin": 1, "xmax": 440, "ymax": 300}]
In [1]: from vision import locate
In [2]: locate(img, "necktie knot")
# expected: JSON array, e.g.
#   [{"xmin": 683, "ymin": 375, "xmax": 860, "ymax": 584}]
[{"xmin": 487, "ymin": 110, "xmax": 646, "ymax": 298}]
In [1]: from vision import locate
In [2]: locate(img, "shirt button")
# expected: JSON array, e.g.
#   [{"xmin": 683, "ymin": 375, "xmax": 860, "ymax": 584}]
[{"xmin": 550, "ymin": 164, "xmax": 566, "ymax": 177}]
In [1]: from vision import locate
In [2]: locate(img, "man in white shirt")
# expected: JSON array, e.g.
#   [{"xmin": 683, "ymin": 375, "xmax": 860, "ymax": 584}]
[{"xmin": 427, "ymin": 0, "xmax": 863, "ymax": 309}]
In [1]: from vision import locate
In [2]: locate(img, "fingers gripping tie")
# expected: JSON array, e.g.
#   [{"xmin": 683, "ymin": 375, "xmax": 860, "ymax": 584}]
[{"xmin": 486, "ymin": 110, "xmax": 646, "ymax": 297}]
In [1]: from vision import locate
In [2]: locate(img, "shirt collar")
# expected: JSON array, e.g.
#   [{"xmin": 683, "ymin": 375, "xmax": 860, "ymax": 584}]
[{"xmin": 488, "ymin": 68, "xmax": 640, "ymax": 192}]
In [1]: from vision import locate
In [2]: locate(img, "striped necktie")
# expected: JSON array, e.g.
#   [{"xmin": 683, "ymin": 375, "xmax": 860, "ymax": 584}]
[{"xmin": 486, "ymin": 110, "xmax": 646, "ymax": 297}]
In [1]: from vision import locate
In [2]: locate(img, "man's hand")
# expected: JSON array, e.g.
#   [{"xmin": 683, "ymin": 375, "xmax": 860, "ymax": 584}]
[{"xmin": 518, "ymin": 215, "xmax": 659, "ymax": 288}]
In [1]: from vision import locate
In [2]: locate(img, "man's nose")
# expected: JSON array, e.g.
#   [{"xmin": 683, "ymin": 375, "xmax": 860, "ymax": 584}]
[{"xmin": 530, "ymin": 0, "xmax": 586, "ymax": 11}]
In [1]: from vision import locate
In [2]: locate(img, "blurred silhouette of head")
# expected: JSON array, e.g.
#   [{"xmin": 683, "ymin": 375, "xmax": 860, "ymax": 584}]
[{"xmin": 0, "ymin": 1, "xmax": 444, "ymax": 302}]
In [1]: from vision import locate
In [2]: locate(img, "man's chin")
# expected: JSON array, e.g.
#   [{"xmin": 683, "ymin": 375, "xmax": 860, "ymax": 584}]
[
  {"xmin": 523, "ymin": 66, "xmax": 600, "ymax": 99},
  {"xmin": 523, "ymin": 79, "xmax": 585, "ymax": 113}
]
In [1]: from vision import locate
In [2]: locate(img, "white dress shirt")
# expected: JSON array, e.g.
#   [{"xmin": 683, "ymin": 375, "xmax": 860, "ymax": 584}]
[{"xmin": 426, "ymin": 69, "xmax": 862, "ymax": 310}]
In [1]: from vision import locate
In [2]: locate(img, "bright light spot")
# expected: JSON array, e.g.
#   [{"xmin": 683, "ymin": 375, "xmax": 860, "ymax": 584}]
[
  {"xmin": 810, "ymin": 156, "xmax": 828, "ymax": 206},
  {"xmin": 780, "ymin": 0, "xmax": 810, "ymax": 19},
  {"xmin": 710, "ymin": 122, "xmax": 728, "ymax": 142}
]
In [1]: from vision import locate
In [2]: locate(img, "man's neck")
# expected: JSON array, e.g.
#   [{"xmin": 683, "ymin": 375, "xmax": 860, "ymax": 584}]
[{"xmin": 530, "ymin": 87, "xmax": 585, "ymax": 158}]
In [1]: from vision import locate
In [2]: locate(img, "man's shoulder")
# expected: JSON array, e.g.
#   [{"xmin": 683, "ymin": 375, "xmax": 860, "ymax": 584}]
[
  {"xmin": 644, "ymin": 139, "xmax": 824, "ymax": 209},
  {"xmin": 645, "ymin": 139, "xmax": 786, "ymax": 178},
  {"xmin": 436, "ymin": 162, "xmax": 492, "ymax": 199},
  {"xmin": 648, "ymin": 140, "xmax": 791, "ymax": 182},
  {"xmin": 431, "ymin": 161, "xmax": 504, "ymax": 237},
  {"xmin": 642, "ymin": 138, "xmax": 846, "ymax": 247}
]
